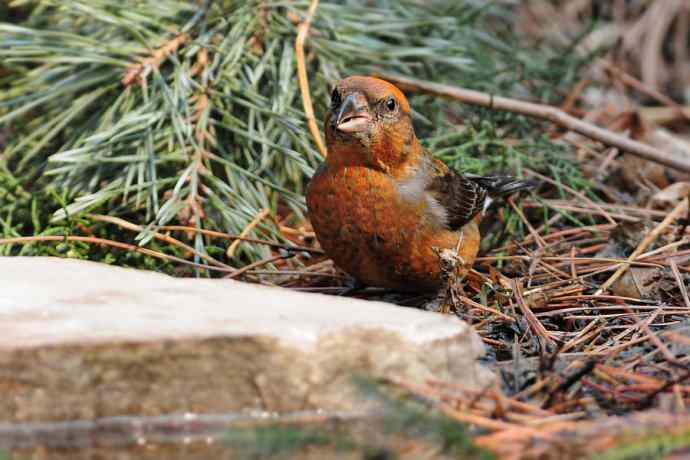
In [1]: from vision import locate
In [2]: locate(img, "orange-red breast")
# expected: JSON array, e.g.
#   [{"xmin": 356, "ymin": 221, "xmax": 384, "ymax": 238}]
[{"xmin": 307, "ymin": 76, "xmax": 532, "ymax": 292}]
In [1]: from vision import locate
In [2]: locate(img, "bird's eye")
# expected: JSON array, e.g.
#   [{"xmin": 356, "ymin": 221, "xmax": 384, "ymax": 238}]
[
  {"xmin": 330, "ymin": 89, "xmax": 341, "ymax": 111},
  {"xmin": 385, "ymin": 97, "xmax": 397, "ymax": 112}
]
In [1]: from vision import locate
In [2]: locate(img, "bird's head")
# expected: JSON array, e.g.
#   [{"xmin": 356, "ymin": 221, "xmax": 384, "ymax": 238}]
[{"xmin": 324, "ymin": 76, "xmax": 419, "ymax": 172}]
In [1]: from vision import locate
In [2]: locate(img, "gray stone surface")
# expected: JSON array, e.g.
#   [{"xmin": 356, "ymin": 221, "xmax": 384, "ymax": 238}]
[{"xmin": 0, "ymin": 257, "xmax": 493, "ymax": 422}]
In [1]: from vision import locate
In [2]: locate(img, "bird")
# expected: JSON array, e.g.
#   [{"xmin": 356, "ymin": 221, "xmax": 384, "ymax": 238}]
[{"xmin": 306, "ymin": 76, "xmax": 533, "ymax": 292}]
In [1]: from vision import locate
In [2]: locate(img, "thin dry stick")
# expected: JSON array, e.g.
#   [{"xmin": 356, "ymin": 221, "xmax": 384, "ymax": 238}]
[
  {"xmin": 440, "ymin": 404, "xmax": 518, "ymax": 432},
  {"xmin": 508, "ymin": 197, "xmax": 547, "ymax": 248},
  {"xmin": 534, "ymin": 200, "xmax": 669, "ymax": 219},
  {"xmin": 525, "ymin": 169, "xmax": 617, "ymax": 226},
  {"xmin": 89, "ymin": 214, "xmax": 233, "ymax": 271},
  {"xmin": 596, "ymin": 198, "xmax": 689, "ymax": 295},
  {"xmin": 122, "ymin": 33, "xmax": 189, "ymax": 87},
  {"xmin": 530, "ymin": 202, "xmax": 637, "ymax": 222},
  {"xmin": 426, "ymin": 380, "xmax": 555, "ymax": 416},
  {"xmin": 225, "ymin": 253, "xmax": 295, "ymax": 279},
  {"xmin": 603, "ymin": 332, "xmax": 663, "ymax": 357},
  {"xmin": 0, "ymin": 235, "xmax": 234, "ymax": 273},
  {"xmin": 295, "ymin": 0, "xmax": 327, "ymax": 157},
  {"xmin": 640, "ymin": 105, "xmax": 690, "ymax": 125},
  {"xmin": 514, "ymin": 240, "xmax": 571, "ymax": 280},
  {"xmin": 670, "ymin": 259, "xmax": 690, "ymax": 308},
  {"xmin": 604, "ymin": 61, "xmax": 690, "ymax": 121},
  {"xmin": 570, "ymin": 246, "xmax": 577, "ymax": 280},
  {"xmin": 457, "ymin": 295, "xmax": 515, "ymax": 323},
  {"xmin": 512, "ymin": 279, "xmax": 556, "ymax": 348},
  {"xmin": 226, "ymin": 208, "xmax": 270, "ymax": 257},
  {"xmin": 158, "ymin": 225, "xmax": 323, "ymax": 254},
  {"xmin": 393, "ymin": 379, "xmax": 547, "ymax": 436},
  {"xmin": 378, "ymin": 73, "xmax": 690, "ymax": 173},
  {"xmin": 625, "ymin": 307, "xmax": 679, "ymax": 365},
  {"xmin": 641, "ymin": 240, "xmax": 690, "ymax": 260},
  {"xmin": 493, "ymin": 224, "xmax": 615, "ymax": 253},
  {"xmin": 478, "ymin": 255, "xmax": 663, "ymax": 269},
  {"xmin": 560, "ymin": 319, "xmax": 602, "ymax": 354}
]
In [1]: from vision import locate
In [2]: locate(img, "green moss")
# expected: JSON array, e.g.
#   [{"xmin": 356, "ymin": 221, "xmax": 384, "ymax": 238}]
[
  {"xmin": 590, "ymin": 427, "xmax": 690, "ymax": 460},
  {"xmin": 222, "ymin": 377, "xmax": 495, "ymax": 459}
]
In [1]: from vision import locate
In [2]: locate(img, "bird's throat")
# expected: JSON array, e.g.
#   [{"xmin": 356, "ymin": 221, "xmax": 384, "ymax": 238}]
[{"xmin": 326, "ymin": 132, "xmax": 424, "ymax": 176}]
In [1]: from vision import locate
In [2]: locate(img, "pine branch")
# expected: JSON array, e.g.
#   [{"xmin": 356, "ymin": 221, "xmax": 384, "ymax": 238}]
[{"xmin": 0, "ymin": 0, "xmax": 593, "ymax": 267}]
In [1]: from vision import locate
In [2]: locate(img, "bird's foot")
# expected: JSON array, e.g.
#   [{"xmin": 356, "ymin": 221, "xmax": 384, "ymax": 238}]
[{"xmin": 434, "ymin": 247, "xmax": 469, "ymax": 314}]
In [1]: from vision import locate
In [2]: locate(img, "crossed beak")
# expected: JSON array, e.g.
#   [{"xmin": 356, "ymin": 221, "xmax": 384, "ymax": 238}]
[{"xmin": 334, "ymin": 92, "xmax": 371, "ymax": 133}]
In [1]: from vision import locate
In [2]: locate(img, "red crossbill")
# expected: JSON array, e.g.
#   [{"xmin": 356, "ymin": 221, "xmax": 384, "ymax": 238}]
[{"xmin": 307, "ymin": 76, "xmax": 532, "ymax": 292}]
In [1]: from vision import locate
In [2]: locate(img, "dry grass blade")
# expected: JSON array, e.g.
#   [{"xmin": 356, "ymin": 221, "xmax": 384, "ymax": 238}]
[
  {"xmin": 670, "ymin": 259, "xmax": 690, "ymax": 308},
  {"xmin": 122, "ymin": 33, "xmax": 189, "ymax": 87},
  {"xmin": 295, "ymin": 0, "xmax": 327, "ymax": 157},
  {"xmin": 457, "ymin": 295, "xmax": 515, "ymax": 323},
  {"xmin": 89, "ymin": 214, "xmax": 234, "ymax": 271},
  {"xmin": 226, "ymin": 208, "xmax": 270, "ymax": 258},
  {"xmin": 224, "ymin": 253, "xmax": 295, "ymax": 279},
  {"xmin": 512, "ymin": 279, "xmax": 556, "ymax": 348},
  {"xmin": 525, "ymin": 170, "xmax": 617, "ymax": 225},
  {"xmin": 596, "ymin": 198, "xmax": 689, "ymax": 294},
  {"xmin": 604, "ymin": 60, "xmax": 690, "ymax": 121},
  {"xmin": 157, "ymin": 225, "xmax": 323, "ymax": 254},
  {"xmin": 0, "ymin": 235, "xmax": 234, "ymax": 273}
]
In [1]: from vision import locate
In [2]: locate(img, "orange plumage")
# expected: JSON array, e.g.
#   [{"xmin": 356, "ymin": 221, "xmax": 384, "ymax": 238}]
[{"xmin": 307, "ymin": 76, "xmax": 531, "ymax": 292}]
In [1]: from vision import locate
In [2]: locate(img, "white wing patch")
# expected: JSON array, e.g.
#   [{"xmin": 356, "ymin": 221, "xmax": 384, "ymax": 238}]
[
  {"xmin": 483, "ymin": 196, "xmax": 494, "ymax": 213},
  {"xmin": 425, "ymin": 193, "xmax": 449, "ymax": 227},
  {"xmin": 396, "ymin": 163, "xmax": 449, "ymax": 228}
]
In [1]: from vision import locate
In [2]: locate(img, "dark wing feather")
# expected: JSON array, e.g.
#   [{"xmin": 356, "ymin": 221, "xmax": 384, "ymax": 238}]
[
  {"xmin": 427, "ymin": 158, "xmax": 487, "ymax": 230},
  {"xmin": 463, "ymin": 174, "xmax": 536, "ymax": 197},
  {"xmin": 426, "ymin": 158, "xmax": 536, "ymax": 231}
]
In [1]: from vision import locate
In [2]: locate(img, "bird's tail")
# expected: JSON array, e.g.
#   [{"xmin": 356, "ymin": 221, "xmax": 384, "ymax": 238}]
[
  {"xmin": 465, "ymin": 174, "xmax": 536, "ymax": 212},
  {"xmin": 467, "ymin": 174, "xmax": 537, "ymax": 197}
]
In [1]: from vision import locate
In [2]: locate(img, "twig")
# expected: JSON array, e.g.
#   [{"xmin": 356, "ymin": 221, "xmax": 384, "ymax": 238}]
[
  {"xmin": 636, "ymin": 367, "xmax": 690, "ymax": 410},
  {"xmin": 295, "ymin": 0, "xmax": 327, "ymax": 157},
  {"xmin": 479, "ymin": 256, "xmax": 662, "ymax": 269},
  {"xmin": 640, "ymin": 105, "xmax": 690, "ymax": 125},
  {"xmin": 0, "ymin": 235, "xmax": 234, "ymax": 273},
  {"xmin": 122, "ymin": 33, "xmax": 189, "ymax": 87},
  {"xmin": 603, "ymin": 333, "xmax": 662, "ymax": 357},
  {"xmin": 525, "ymin": 170, "xmax": 617, "ymax": 225},
  {"xmin": 561, "ymin": 77, "xmax": 591, "ymax": 114},
  {"xmin": 525, "ymin": 201, "xmax": 638, "ymax": 222},
  {"xmin": 157, "ymin": 225, "xmax": 324, "ymax": 254},
  {"xmin": 378, "ymin": 73, "xmax": 690, "ymax": 173},
  {"xmin": 226, "ymin": 208, "xmax": 270, "ymax": 257},
  {"xmin": 560, "ymin": 319, "xmax": 603, "ymax": 353},
  {"xmin": 670, "ymin": 259, "xmax": 690, "ymax": 308},
  {"xmin": 623, "ymin": 306, "xmax": 679, "ymax": 366},
  {"xmin": 542, "ymin": 360, "xmax": 597, "ymax": 409},
  {"xmin": 596, "ymin": 198, "xmax": 689, "ymax": 294},
  {"xmin": 248, "ymin": 269, "xmax": 346, "ymax": 279},
  {"xmin": 532, "ymin": 200, "xmax": 669, "ymax": 219},
  {"xmin": 457, "ymin": 295, "xmax": 515, "ymax": 323},
  {"xmin": 603, "ymin": 61, "xmax": 690, "ymax": 121},
  {"xmin": 224, "ymin": 253, "xmax": 296, "ymax": 279},
  {"xmin": 512, "ymin": 279, "xmax": 556, "ymax": 348},
  {"xmin": 508, "ymin": 197, "xmax": 547, "ymax": 248},
  {"xmin": 89, "ymin": 214, "xmax": 233, "ymax": 271}
]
